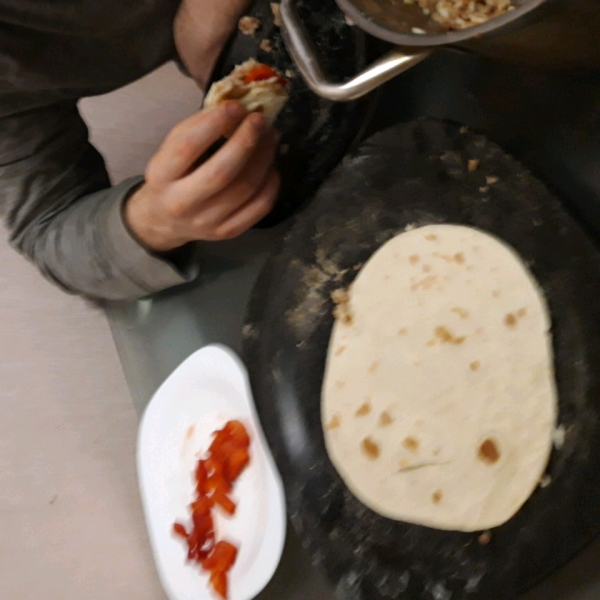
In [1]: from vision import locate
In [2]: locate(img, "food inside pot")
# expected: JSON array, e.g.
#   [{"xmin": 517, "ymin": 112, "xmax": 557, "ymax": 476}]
[{"xmin": 404, "ymin": 0, "xmax": 514, "ymax": 30}]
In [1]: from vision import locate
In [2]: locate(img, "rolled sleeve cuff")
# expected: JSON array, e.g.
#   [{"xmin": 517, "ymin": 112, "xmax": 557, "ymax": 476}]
[{"xmin": 99, "ymin": 177, "xmax": 199, "ymax": 299}]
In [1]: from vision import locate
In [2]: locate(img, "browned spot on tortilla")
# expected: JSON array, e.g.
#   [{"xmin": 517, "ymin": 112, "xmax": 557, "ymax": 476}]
[
  {"xmin": 334, "ymin": 345, "xmax": 346, "ymax": 356},
  {"xmin": 506, "ymin": 308, "xmax": 527, "ymax": 328},
  {"xmin": 434, "ymin": 252, "xmax": 466, "ymax": 265},
  {"xmin": 368, "ymin": 361, "xmax": 379, "ymax": 374},
  {"xmin": 361, "ymin": 437, "xmax": 380, "ymax": 460},
  {"xmin": 478, "ymin": 532, "xmax": 492, "ymax": 545},
  {"xmin": 331, "ymin": 288, "xmax": 349, "ymax": 303},
  {"xmin": 492, "ymin": 290, "xmax": 501, "ymax": 298},
  {"xmin": 470, "ymin": 360, "xmax": 481, "ymax": 371},
  {"xmin": 331, "ymin": 289, "xmax": 353, "ymax": 325},
  {"xmin": 411, "ymin": 275, "xmax": 437, "ymax": 291},
  {"xmin": 422, "ymin": 264, "xmax": 432, "ymax": 273},
  {"xmin": 425, "ymin": 234, "xmax": 438, "ymax": 241},
  {"xmin": 478, "ymin": 438, "xmax": 500, "ymax": 465},
  {"xmin": 451, "ymin": 307, "xmax": 469, "ymax": 319},
  {"xmin": 355, "ymin": 402, "xmax": 372, "ymax": 417},
  {"xmin": 398, "ymin": 328, "xmax": 408, "ymax": 336},
  {"xmin": 403, "ymin": 437, "xmax": 420, "ymax": 453},
  {"xmin": 436, "ymin": 327, "xmax": 453, "ymax": 343},
  {"xmin": 433, "ymin": 326, "xmax": 466, "ymax": 345},
  {"xmin": 433, "ymin": 448, "xmax": 441, "ymax": 456},
  {"xmin": 379, "ymin": 411, "xmax": 394, "ymax": 427},
  {"xmin": 432, "ymin": 490, "xmax": 443, "ymax": 504},
  {"xmin": 398, "ymin": 459, "xmax": 409, "ymax": 468},
  {"xmin": 326, "ymin": 415, "xmax": 341, "ymax": 430},
  {"xmin": 336, "ymin": 380, "xmax": 345, "ymax": 389},
  {"xmin": 409, "ymin": 254, "xmax": 420, "ymax": 265},
  {"xmin": 185, "ymin": 425, "xmax": 195, "ymax": 440}
]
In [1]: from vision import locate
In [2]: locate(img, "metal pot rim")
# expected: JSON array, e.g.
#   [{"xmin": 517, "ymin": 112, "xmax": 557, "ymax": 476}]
[{"xmin": 335, "ymin": 0, "xmax": 546, "ymax": 46}]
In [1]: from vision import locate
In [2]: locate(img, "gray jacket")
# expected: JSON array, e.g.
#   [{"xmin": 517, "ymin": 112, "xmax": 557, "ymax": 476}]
[{"xmin": 0, "ymin": 0, "xmax": 199, "ymax": 300}]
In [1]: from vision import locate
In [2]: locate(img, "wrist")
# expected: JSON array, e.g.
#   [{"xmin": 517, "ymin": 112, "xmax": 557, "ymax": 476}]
[{"xmin": 123, "ymin": 185, "xmax": 187, "ymax": 254}]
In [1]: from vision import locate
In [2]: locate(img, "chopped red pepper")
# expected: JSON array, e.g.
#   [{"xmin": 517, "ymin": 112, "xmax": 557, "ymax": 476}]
[
  {"xmin": 242, "ymin": 64, "xmax": 288, "ymax": 87},
  {"xmin": 209, "ymin": 430, "xmax": 231, "ymax": 456},
  {"xmin": 209, "ymin": 570, "xmax": 228, "ymax": 599},
  {"xmin": 190, "ymin": 496, "xmax": 212, "ymax": 516},
  {"xmin": 202, "ymin": 541, "xmax": 238, "ymax": 572},
  {"xmin": 225, "ymin": 447, "xmax": 250, "ymax": 481},
  {"xmin": 172, "ymin": 522, "xmax": 188, "ymax": 540},
  {"xmin": 172, "ymin": 420, "xmax": 251, "ymax": 599},
  {"xmin": 213, "ymin": 492, "xmax": 237, "ymax": 516},
  {"xmin": 195, "ymin": 460, "xmax": 208, "ymax": 495},
  {"xmin": 243, "ymin": 64, "xmax": 279, "ymax": 83},
  {"xmin": 224, "ymin": 420, "xmax": 251, "ymax": 448}
]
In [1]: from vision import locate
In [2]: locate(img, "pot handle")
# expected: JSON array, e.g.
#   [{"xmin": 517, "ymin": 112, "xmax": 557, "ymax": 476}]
[{"xmin": 280, "ymin": 0, "xmax": 431, "ymax": 102}]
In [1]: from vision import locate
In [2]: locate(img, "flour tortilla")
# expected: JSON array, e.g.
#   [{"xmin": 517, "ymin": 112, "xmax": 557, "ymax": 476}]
[
  {"xmin": 322, "ymin": 224, "xmax": 557, "ymax": 532},
  {"xmin": 204, "ymin": 59, "xmax": 289, "ymax": 126}
]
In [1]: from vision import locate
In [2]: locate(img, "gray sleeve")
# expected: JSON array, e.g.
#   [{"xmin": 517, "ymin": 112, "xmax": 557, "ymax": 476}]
[{"xmin": 0, "ymin": 100, "xmax": 199, "ymax": 300}]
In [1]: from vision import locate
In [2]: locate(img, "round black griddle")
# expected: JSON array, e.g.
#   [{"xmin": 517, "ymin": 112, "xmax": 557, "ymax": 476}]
[
  {"xmin": 209, "ymin": 0, "xmax": 381, "ymax": 226},
  {"xmin": 241, "ymin": 119, "xmax": 600, "ymax": 600}
]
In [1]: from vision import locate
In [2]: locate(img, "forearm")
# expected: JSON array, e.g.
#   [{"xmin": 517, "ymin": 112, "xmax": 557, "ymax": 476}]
[
  {"xmin": 174, "ymin": 0, "xmax": 253, "ymax": 90},
  {"xmin": 1, "ymin": 102, "xmax": 198, "ymax": 300}
]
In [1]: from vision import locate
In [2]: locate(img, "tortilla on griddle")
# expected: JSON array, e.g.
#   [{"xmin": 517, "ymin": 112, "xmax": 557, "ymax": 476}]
[{"xmin": 322, "ymin": 224, "xmax": 557, "ymax": 532}]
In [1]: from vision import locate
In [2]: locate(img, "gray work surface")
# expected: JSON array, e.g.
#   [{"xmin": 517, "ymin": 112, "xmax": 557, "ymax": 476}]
[{"xmin": 105, "ymin": 50, "xmax": 600, "ymax": 600}]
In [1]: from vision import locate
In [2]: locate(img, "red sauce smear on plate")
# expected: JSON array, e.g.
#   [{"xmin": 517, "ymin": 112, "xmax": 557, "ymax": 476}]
[{"xmin": 173, "ymin": 420, "xmax": 251, "ymax": 599}]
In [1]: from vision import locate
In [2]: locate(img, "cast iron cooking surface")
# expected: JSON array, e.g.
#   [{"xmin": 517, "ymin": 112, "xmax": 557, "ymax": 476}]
[
  {"xmin": 241, "ymin": 120, "xmax": 600, "ymax": 599},
  {"xmin": 209, "ymin": 0, "xmax": 379, "ymax": 226}
]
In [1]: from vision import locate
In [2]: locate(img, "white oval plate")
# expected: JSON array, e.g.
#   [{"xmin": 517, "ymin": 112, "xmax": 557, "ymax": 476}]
[{"xmin": 137, "ymin": 344, "xmax": 287, "ymax": 600}]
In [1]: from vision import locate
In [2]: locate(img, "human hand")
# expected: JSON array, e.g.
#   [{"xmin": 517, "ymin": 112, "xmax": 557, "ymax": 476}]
[{"xmin": 124, "ymin": 101, "xmax": 280, "ymax": 252}]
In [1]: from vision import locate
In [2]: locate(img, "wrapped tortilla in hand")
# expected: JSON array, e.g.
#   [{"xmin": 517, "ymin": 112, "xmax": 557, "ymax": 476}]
[{"xmin": 204, "ymin": 59, "xmax": 290, "ymax": 126}]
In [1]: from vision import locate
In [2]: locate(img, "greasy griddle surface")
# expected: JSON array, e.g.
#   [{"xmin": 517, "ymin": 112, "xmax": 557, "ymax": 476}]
[
  {"xmin": 242, "ymin": 119, "xmax": 600, "ymax": 600},
  {"xmin": 209, "ymin": 0, "xmax": 380, "ymax": 227}
]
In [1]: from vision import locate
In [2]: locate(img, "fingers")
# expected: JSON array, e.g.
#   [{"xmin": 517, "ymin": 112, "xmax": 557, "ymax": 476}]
[
  {"xmin": 146, "ymin": 101, "xmax": 248, "ymax": 183},
  {"xmin": 181, "ymin": 112, "xmax": 268, "ymax": 200},
  {"xmin": 210, "ymin": 168, "xmax": 281, "ymax": 240},
  {"xmin": 134, "ymin": 102, "xmax": 281, "ymax": 250},
  {"xmin": 181, "ymin": 127, "xmax": 279, "ymax": 221}
]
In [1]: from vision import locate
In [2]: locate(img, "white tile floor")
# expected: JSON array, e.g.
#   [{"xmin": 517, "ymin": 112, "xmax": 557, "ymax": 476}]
[{"xmin": 0, "ymin": 63, "xmax": 201, "ymax": 600}]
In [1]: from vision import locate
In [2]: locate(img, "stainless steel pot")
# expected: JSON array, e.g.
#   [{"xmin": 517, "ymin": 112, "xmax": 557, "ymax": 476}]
[{"xmin": 280, "ymin": 0, "xmax": 600, "ymax": 101}]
